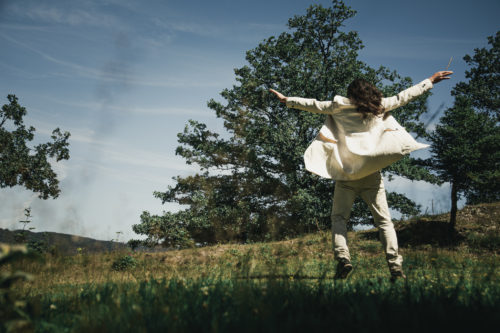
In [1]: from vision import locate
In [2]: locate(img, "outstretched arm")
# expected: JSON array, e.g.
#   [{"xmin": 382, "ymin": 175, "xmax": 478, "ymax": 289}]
[
  {"xmin": 269, "ymin": 89, "xmax": 339, "ymax": 115},
  {"xmin": 382, "ymin": 71, "xmax": 453, "ymax": 112}
]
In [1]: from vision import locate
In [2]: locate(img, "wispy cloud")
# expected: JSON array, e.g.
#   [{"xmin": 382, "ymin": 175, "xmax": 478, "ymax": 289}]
[
  {"xmin": 153, "ymin": 18, "xmax": 223, "ymax": 38},
  {"xmin": 151, "ymin": 17, "xmax": 286, "ymax": 44},
  {"xmin": 7, "ymin": 2, "xmax": 124, "ymax": 29},
  {"xmin": 0, "ymin": 32, "xmax": 226, "ymax": 88},
  {"xmin": 39, "ymin": 97, "xmax": 212, "ymax": 117}
]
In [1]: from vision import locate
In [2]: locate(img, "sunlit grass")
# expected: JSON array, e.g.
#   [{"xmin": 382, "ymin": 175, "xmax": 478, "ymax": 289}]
[{"xmin": 3, "ymin": 225, "xmax": 499, "ymax": 331}]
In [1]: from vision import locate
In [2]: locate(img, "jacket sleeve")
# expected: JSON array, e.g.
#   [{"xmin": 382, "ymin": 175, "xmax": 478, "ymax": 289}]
[
  {"xmin": 285, "ymin": 97, "xmax": 340, "ymax": 115},
  {"xmin": 381, "ymin": 79, "xmax": 433, "ymax": 112}
]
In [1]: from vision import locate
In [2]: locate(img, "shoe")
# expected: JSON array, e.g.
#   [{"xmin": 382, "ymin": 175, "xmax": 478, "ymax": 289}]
[
  {"xmin": 390, "ymin": 269, "xmax": 407, "ymax": 282},
  {"xmin": 334, "ymin": 258, "xmax": 353, "ymax": 279}
]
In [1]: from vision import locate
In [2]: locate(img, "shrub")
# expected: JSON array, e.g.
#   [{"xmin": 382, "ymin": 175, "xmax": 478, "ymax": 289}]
[{"xmin": 111, "ymin": 255, "xmax": 137, "ymax": 271}]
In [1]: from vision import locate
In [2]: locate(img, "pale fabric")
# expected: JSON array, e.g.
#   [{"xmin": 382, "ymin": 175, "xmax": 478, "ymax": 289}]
[
  {"xmin": 331, "ymin": 171, "xmax": 403, "ymax": 271},
  {"xmin": 286, "ymin": 79, "xmax": 433, "ymax": 180}
]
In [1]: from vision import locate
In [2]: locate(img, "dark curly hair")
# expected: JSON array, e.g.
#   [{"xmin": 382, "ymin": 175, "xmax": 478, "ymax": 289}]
[{"xmin": 347, "ymin": 79, "xmax": 384, "ymax": 118}]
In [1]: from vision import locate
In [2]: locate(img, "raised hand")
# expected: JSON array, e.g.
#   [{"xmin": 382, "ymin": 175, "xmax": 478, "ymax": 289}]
[
  {"xmin": 269, "ymin": 89, "xmax": 287, "ymax": 103},
  {"xmin": 429, "ymin": 71, "xmax": 453, "ymax": 84}
]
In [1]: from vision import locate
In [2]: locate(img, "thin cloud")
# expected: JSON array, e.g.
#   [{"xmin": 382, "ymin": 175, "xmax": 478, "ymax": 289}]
[
  {"xmin": 1, "ymin": 33, "xmax": 226, "ymax": 88},
  {"xmin": 8, "ymin": 2, "xmax": 124, "ymax": 29},
  {"xmin": 151, "ymin": 17, "xmax": 286, "ymax": 44},
  {"xmin": 0, "ymin": 23, "xmax": 53, "ymax": 32},
  {"xmin": 39, "ymin": 97, "xmax": 212, "ymax": 117}
]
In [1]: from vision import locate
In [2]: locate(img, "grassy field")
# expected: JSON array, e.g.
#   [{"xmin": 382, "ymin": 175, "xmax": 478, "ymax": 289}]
[{"xmin": 2, "ymin": 203, "xmax": 499, "ymax": 332}]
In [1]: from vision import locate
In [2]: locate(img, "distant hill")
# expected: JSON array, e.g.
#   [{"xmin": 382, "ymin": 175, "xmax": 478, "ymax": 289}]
[{"xmin": 0, "ymin": 228, "xmax": 127, "ymax": 255}]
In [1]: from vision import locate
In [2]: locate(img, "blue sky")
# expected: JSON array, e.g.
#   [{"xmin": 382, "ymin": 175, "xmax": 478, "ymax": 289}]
[{"xmin": 0, "ymin": 0, "xmax": 498, "ymax": 241}]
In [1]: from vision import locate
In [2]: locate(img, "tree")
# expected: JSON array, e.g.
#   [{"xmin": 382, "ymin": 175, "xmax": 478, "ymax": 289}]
[
  {"xmin": 0, "ymin": 94, "xmax": 70, "ymax": 199},
  {"xmin": 426, "ymin": 97, "xmax": 499, "ymax": 230},
  {"xmin": 452, "ymin": 31, "xmax": 499, "ymax": 120},
  {"xmin": 426, "ymin": 32, "xmax": 500, "ymax": 229},
  {"xmin": 132, "ymin": 0, "xmax": 438, "ymax": 247}
]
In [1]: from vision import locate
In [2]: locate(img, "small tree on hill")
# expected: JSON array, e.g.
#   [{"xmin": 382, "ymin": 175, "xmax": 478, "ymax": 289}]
[
  {"xmin": 0, "ymin": 94, "xmax": 70, "ymax": 199},
  {"xmin": 426, "ymin": 96, "xmax": 499, "ymax": 230},
  {"xmin": 425, "ymin": 31, "xmax": 500, "ymax": 230}
]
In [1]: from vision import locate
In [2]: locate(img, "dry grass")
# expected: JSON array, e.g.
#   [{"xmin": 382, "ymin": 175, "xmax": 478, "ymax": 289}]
[{"xmin": 2, "ymin": 202, "xmax": 498, "ymax": 298}]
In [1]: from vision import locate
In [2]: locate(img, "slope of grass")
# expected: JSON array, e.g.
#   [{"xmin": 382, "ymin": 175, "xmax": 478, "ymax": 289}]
[{"xmin": 2, "ymin": 202, "xmax": 499, "ymax": 331}]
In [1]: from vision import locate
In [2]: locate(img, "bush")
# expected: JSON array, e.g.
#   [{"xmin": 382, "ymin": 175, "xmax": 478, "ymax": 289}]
[
  {"xmin": 111, "ymin": 255, "xmax": 137, "ymax": 271},
  {"xmin": 27, "ymin": 239, "xmax": 48, "ymax": 254}
]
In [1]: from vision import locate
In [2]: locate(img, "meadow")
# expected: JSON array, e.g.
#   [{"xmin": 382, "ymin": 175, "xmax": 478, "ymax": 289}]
[{"xmin": 2, "ymin": 203, "xmax": 499, "ymax": 332}]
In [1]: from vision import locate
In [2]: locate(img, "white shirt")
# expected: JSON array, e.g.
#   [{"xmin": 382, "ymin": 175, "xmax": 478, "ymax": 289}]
[{"xmin": 286, "ymin": 79, "xmax": 433, "ymax": 180}]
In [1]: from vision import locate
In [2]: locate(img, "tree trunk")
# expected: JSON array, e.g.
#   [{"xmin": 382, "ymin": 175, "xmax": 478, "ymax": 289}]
[{"xmin": 450, "ymin": 181, "xmax": 458, "ymax": 232}]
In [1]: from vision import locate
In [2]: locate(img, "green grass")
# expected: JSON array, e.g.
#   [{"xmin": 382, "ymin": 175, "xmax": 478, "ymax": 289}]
[
  {"xmin": 30, "ymin": 265, "xmax": 500, "ymax": 332},
  {"xmin": 7, "ymin": 241, "xmax": 499, "ymax": 332},
  {"xmin": 3, "ymin": 202, "xmax": 500, "ymax": 332}
]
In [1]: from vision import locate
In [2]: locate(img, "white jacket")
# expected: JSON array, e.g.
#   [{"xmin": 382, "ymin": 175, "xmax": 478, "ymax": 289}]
[{"xmin": 286, "ymin": 79, "xmax": 433, "ymax": 180}]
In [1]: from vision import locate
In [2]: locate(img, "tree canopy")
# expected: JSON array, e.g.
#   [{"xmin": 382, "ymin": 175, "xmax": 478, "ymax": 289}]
[
  {"xmin": 452, "ymin": 31, "xmax": 499, "ymax": 120},
  {"xmin": 132, "ymin": 0, "xmax": 438, "ymax": 248},
  {"xmin": 0, "ymin": 94, "xmax": 70, "ymax": 199}
]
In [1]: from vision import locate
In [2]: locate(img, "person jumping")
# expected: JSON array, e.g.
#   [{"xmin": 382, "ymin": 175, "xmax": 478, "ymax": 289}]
[{"xmin": 269, "ymin": 70, "xmax": 452, "ymax": 281}]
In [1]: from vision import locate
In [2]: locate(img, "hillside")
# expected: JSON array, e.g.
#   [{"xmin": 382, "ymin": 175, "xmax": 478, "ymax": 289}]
[
  {"xmin": 398, "ymin": 201, "xmax": 499, "ymax": 250},
  {"xmin": 1, "ymin": 202, "xmax": 498, "ymax": 257},
  {"xmin": 3, "ymin": 202, "xmax": 498, "ymax": 333},
  {"xmin": 0, "ymin": 228, "xmax": 127, "ymax": 255}
]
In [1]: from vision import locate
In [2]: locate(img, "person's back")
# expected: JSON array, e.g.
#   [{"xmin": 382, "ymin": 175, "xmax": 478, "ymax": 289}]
[
  {"xmin": 285, "ymin": 78, "xmax": 434, "ymax": 180},
  {"xmin": 269, "ymin": 70, "xmax": 453, "ymax": 280}
]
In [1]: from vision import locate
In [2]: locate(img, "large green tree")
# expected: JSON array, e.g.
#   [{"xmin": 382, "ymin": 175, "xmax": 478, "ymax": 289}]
[
  {"xmin": 426, "ymin": 32, "xmax": 500, "ymax": 230},
  {"xmin": 0, "ymin": 95, "xmax": 70, "ymax": 199},
  {"xmin": 132, "ymin": 1, "xmax": 438, "ymax": 247}
]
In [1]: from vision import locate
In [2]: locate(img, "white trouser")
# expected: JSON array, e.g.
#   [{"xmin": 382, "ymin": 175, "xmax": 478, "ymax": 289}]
[{"xmin": 331, "ymin": 171, "xmax": 403, "ymax": 271}]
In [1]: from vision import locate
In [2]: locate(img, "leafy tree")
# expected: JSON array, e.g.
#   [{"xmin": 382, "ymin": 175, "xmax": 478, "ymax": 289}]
[
  {"xmin": 452, "ymin": 31, "xmax": 499, "ymax": 120},
  {"xmin": 0, "ymin": 94, "xmax": 70, "ymax": 199},
  {"xmin": 426, "ymin": 96, "xmax": 499, "ymax": 230},
  {"xmin": 133, "ymin": 0, "xmax": 438, "ymax": 247},
  {"xmin": 424, "ymin": 32, "xmax": 500, "ymax": 230}
]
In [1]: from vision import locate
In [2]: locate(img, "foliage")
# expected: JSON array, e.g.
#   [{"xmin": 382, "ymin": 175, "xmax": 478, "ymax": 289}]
[
  {"xmin": 131, "ymin": 211, "xmax": 195, "ymax": 249},
  {"xmin": 133, "ymin": 0, "xmax": 438, "ymax": 247},
  {"xmin": 452, "ymin": 31, "xmax": 500, "ymax": 120},
  {"xmin": 26, "ymin": 238, "xmax": 50, "ymax": 255},
  {"xmin": 427, "ymin": 97, "xmax": 499, "ymax": 201},
  {"xmin": 0, "ymin": 94, "xmax": 70, "ymax": 199},
  {"xmin": 111, "ymin": 254, "xmax": 137, "ymax": 271},
  {"xmin": 0, "ymin": 243, "xmax": 35, "ymax": 332}
]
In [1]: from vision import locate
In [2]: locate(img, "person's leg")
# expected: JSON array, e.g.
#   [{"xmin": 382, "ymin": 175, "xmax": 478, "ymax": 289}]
[
  {"xmin": 331, "ymin": 180, "xmax": 357, "ymax": 263},
  {"xmin": 358, "ymin": 172, "xmax": 403, "ymax": 273}
]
